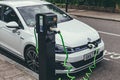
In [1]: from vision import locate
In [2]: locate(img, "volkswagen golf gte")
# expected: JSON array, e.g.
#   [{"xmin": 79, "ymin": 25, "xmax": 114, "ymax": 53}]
[{"xmin": 0, "ymin": 1, "xmax": 104, "ymax": 74}]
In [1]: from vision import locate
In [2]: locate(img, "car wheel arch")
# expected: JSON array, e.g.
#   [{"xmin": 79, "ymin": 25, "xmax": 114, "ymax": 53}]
[{"xmin": 24, "ymin": 44, "xmax": 35, "ymax": 57}]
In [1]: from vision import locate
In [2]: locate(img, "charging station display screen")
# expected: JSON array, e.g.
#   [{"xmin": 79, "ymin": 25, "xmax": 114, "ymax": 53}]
[{"xmin": 39, "ymin": 16, "xmax": 43, "ymax": 32}]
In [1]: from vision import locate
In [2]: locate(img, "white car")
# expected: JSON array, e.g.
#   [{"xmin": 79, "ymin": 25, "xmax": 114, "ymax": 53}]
[{"xmin": 0, "ymin": 1, "xmax": 104, "ymax": 74}]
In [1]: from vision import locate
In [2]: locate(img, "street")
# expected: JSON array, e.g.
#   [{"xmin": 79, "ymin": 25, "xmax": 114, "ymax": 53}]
[
  {"xmin": 75, "ymin": 17, "xmax": 120, "ymax": 80},
  {"xmin": 77, "ymin": 17, "xmax": 120, "ymax": 53}
]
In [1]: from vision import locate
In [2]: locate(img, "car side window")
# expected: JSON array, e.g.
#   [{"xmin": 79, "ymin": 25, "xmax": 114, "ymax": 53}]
[
  {"xmin": 3, "ymin": 6, "xmax": 23, "ymax": 28},
  {"xmin": 0, "ymin": 5, "xmax": 2, "ymax": 20}
]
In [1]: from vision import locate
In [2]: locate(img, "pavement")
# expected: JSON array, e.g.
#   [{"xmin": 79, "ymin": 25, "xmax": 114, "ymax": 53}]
[
  {"xmin": 62, "ymin": 8, "xmax": 120, "ymax": 22},
  {"xmin": 0, "ymin": 54, "xmax": 37, "ymax": 80}
]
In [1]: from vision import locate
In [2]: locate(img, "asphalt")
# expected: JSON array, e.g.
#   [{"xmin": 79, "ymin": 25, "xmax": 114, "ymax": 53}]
[
  {"xmin": 62, "ymin": 8, "xmax": 120, "ymax": 22},
  {"xmin": 75, "ymin": 16, "xmax": 120, "ymax": 80}
]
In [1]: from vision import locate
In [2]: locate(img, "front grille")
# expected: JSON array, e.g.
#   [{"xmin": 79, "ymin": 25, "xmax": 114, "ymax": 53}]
[
  {"xmin": 72, "ymin": 38, "xmax": 101, "ymax": 52},
  {"xmin": 71, "ymin": 51, "xmax": 103, "ymax": 68},
  {"xmin": 55, "ymin": 38, "xmax": 101, "ymax": 54},
  {"xmin": 55, "ymin": 62, "xmax": 65, "ymax": 70}
]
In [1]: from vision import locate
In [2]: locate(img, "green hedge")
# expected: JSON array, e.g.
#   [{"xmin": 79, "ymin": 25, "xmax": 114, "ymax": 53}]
[
  {"xmin": 46, "ymin": 0, "xmax": 120, "ymax": 8},
  {"xmin": 116, "ymin": 0, "xmax": 120, "ymax": 7}
]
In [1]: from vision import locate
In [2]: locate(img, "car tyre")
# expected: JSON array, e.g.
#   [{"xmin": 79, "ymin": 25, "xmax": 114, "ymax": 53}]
[{"xmin": 24, "ymin": 46, "xmax": 39, "ymax": 73}]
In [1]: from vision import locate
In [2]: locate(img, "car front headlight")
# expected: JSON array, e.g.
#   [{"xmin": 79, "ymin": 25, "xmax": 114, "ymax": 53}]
[{"xmin": 55, "ymin": 44, "xmax": 74, "ymax": 54}]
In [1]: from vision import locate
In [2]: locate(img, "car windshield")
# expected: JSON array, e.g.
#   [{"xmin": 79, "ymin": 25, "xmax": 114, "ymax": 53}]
[{"xmin": 17, "ymin": 4, "xmax": 73, "ymax": 27}]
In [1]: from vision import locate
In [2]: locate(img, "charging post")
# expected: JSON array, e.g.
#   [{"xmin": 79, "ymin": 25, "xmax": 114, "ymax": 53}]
[{"xmin": 36, "ymin": 13, "xmax": 57, "ymax": 80}]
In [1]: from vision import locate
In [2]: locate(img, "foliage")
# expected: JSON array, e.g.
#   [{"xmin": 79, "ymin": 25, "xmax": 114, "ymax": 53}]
[
  {"xmin": 115, "ymin": 0, "xmax": 120, "ymax": 7},
  {"xmin": 46, "ymin": 0, "xmax": 120, "ymax": 8}
]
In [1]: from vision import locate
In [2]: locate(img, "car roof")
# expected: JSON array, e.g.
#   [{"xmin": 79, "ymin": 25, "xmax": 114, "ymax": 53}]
[{"xmin": 0, "ymin": 0, "xmax": 51, "ymax": 7}]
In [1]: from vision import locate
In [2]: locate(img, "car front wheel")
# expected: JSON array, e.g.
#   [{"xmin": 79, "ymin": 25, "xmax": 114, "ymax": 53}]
[{"xmin": 24, "ymin": 46, "xmax": 39, "ymax": 73}]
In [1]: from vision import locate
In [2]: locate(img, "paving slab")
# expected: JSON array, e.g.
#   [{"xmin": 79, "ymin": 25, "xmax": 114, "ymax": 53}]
[
  {"xmin": 61, "ymin": 8, "xmax": 120, "ymax": 22},
  {"xmin": 0, "ymin": 54, "xmax": 37, "ymax": 80}
]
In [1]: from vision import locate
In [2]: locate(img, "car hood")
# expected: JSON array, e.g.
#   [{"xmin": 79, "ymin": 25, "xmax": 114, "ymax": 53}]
[{"xmin": 29, "ymin": 19, "xmax": 100, "ymax": 47}]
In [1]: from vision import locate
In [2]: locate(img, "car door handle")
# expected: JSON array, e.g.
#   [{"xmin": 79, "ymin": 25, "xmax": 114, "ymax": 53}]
[
  {"xmin": 20, "ymin": 36, "xmax": 24, "ymax": 40},
  {"xmin": 12, "ymin": 29, "xmax": 21, "ymax": 35},
  {"xmin": 16, "ymin": 31, "xmax": 21, "ymax": 35}
]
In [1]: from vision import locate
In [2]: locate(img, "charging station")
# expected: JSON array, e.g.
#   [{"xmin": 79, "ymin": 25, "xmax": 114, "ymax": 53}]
[{"xmin": 36, "ymin": 13, "xmax": 57, "ymax": 80}]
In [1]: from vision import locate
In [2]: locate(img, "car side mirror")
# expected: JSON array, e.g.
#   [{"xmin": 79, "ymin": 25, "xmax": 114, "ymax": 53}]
[{"xmin": 6, "ymin": 21, "xmax": 19, "ymax": 28}]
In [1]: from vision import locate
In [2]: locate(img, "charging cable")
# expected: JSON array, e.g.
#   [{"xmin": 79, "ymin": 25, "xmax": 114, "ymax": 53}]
[
  {"xmin": 57, "ymin": 31, "xmax": 99, "ymax": 80},
  {"xmin": 34, "ymin": 27, "xmax": 99, "ymax": 80},
  {"xmin": 80, "ymin": 49, "xmax": 98, "ymax": 80},
  {"xmin": 34, "ymin": 28, "xmax": 39, "ymax": 54},
  {"xmin": 50, "ymin": 28, "xmax": 75, "ymax": 80},
  {"xmin": 58, "ymin": 32, "xmax": 76, "ymax": 80}
]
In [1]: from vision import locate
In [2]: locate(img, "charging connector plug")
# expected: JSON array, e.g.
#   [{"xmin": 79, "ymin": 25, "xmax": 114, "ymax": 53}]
[{"xmin": 50, "ymin": 27, "xmax": 60, "ymax": 34}]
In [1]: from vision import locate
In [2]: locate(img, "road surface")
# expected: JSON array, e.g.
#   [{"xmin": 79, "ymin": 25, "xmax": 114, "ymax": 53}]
[{"xmin": 75, "ymin": 17, "xmax": 120, "ymax": 80}]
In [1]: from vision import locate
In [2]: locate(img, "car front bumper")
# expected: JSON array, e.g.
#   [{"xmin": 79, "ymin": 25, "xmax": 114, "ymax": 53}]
[
  {"xmin": 56, "ymin": 51, "xmax": 104, "ymax": 74},
  {"xmin": 56, "ymin": 40, "xmax": 104, "ymax": 74}
]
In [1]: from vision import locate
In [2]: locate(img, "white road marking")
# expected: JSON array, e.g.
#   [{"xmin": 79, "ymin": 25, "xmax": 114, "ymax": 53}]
[
  {"xmin": 104, "ymin": 51, "xmax": 113, "ymax": 56},
  {"xmin": 104, "ymin": 58, "xmax": 110, "ymax": 61},
  {"xmin": 98, "ymin": 31, "xmax": 120, "ymax": 37},
  {"xmin": 103, "ymin": 50, "xmax": 107, "ymax": 55},
  {"xmin": 104, "ymin": 51, "xmax": 120, "ymax": 60},
  {"xmin": 110, "ymin": 54, "xmax": 120, "ymax": 59}
]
